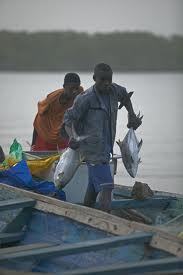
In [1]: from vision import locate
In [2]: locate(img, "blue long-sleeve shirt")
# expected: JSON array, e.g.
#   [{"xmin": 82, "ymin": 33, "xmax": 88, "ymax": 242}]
[{"xmin": 64, "ymin": 83, "xmax": 128, "ymax": 164}]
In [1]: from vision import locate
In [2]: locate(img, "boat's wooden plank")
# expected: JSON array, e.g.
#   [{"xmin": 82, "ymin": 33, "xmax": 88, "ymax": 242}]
[
  {"xmin": 0, "ymin": 183, "xmax": 133, "ymax": 235},
  {"xmin": 0, "ymin": 198, "xmax": 35, "ymax": 211},
  {"xmin": 113, "ymin": 189, "xmax": 132, "ymax": 198},
  {"xmin": 96, "ymin": 197, "xmax": 176, "ymax": 210},
  {"xmin": 0, "ymin": 268, "xmax": 182, "ymax": 275},
  {"xmin": 142, "ymin": 270, "xmax": 183, "ymax": 275},
  {"xmin": 131, "ymin": 222, "xmax": 183, "ymax": 258},
  {"xmin": 2, "ymin": 207, "xmax": 33, "ymax": 234},
  {"xmin": 0, "ymin": 232, "xmax": 24, "ymax": 245},
  {"xmin": 0, "ymin": 242, "xmax": 58, "ymax": 255},
  {"xmin": 150, "ymin": 233, "xmax": 183, "ymax": 258},
  {"xmin": 61, "ymin": 257, "xmax": 183, "ymax": 275},
  {"xmin": 0, "ymin": 183, "xmax": 183, "ymax": 257},
  {"xmin": 114, "ymin": 184, "xmax": 183, "ymax": 199},
  {"xmin": 165, "ymin": 213, "xmax": 183, "ymax": 225},
  {"xmin": 0, "ymin": 232, "xmax": 152, "ymax": 262},
  {"xmin": 0, "ymin": 269, "xmax": 49, "ymax": 275},
  {"xmin": 125, "ymin": 209, "xmax": 153, "ymax": 224},
  {"xmin": 111, "ymin": 208, "xmax": 152, "ymax": 224}
]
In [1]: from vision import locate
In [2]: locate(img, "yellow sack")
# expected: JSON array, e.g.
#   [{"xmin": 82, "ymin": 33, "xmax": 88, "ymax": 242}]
[{"xmin": 27, "ymin": 154, "xmax": 60, "ymax": 177}]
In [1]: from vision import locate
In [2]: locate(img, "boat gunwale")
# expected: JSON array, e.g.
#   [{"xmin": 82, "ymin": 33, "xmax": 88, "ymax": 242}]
[
  {"xmin": 0, "ymin": 183, "xmax": 183, "ymax": 257},
  {"xmin": 114, "ymin": 184, "xmax": 183, "ymax": 199}
]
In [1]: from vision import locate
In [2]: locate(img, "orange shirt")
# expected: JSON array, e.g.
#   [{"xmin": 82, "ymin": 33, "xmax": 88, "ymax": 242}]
[{"xmin": 33, "ymin": 87, "xmax": 83, "ymax": 145}]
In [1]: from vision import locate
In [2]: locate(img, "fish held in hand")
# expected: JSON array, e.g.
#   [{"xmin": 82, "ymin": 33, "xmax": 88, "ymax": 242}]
[
  {"xmin": 54, "ymin": 124, "xmax": 87, "ymax": 189},
  {"xmin": 54, "ymin": 148, "xmax": 84, "ymax": 189},
  {"xmin": 116, "ymin": 128, "xmax": 143, "ymax": 178}
]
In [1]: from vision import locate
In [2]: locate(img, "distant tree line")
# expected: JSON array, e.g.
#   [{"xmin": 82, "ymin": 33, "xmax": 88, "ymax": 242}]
[{"xmin": 0, "ymin": 31, "xmax": 182, "ymax": 71}]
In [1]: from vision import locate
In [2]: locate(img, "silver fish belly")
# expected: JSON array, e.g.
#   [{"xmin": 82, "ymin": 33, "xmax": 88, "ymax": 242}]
[
  {"xmin": 116, "ymin": 128, "xmax": 142, "ymax": 178},
  {"xmin": 54, "ymin": 148, "xmax": 84, "ymax": 188},
  {"xmin": 54, "ymin": 124, "xmax": 87, "ymax": 189}
]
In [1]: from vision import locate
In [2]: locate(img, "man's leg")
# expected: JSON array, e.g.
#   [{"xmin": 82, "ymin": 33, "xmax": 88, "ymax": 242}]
[
  {"xmin": 84, "ymin": 183, "xmax": 98, "ymax": 207},
  {"xmin": 98, "ymin": 186, "xmax": 113, "ymax": 213},
  {"xmin": 85, "ymin": 163, "xmax": 113, "ymax": 211}
]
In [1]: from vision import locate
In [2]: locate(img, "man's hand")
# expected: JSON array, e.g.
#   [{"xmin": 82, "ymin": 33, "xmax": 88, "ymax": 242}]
[
  {"xmin": 127, "ymin": 112, "xmax": 143, "ymax": 130},
  {"xmin": 69, "ymin": 138, "xmax": 80, "ymax": 150}
]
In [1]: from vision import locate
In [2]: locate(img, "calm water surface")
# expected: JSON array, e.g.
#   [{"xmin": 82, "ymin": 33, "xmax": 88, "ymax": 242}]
[{"xmin": 0, "ymin": 72, "xmax": 183, "ymax": 194}]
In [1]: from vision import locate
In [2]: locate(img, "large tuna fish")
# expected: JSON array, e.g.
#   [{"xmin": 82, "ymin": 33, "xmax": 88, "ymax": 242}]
[
  {"xmin": 54, "ymin": 147, "xmax": 84, "ymax": 189},
  {"xmin": 54, "ymin": 124, "xmax": 87, "ymax": 189},
  {"xmin": 116, "ymin": 127, "xmax": 143, "ymax": 178}
]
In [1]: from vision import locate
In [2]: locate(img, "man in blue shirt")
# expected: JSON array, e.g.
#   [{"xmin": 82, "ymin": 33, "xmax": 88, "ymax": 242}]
[{"xmin": 63, "ymin": 63, "xmax": 142, "ymax": 212}]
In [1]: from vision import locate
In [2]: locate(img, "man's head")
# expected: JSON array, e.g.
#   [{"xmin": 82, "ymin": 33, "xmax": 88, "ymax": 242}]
[
  {"xmin": 93, "ymin": 63, "xmax": 113, "ymax": 93},
  {"xmin": 63, "ymin": 73, "xmax": 81, "ymax": 98}
]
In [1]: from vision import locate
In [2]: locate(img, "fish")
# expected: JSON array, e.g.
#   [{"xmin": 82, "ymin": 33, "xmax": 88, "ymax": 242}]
[
  {"xmin": 54, "ymin": 147, "xmax": 84, "ymax": 189},
  {"xmin": 54, "ymin": 124, "xmax": 88, "ymax": 189},
  {"xmin": 116, "ymin": 127, "xmax": 143, "ymax": 178}
]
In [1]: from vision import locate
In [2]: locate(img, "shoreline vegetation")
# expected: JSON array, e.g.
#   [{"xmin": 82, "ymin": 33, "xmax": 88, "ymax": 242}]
[{"xmin": 0, "ymin": 31, "xmax": 182, "ymax": 71}]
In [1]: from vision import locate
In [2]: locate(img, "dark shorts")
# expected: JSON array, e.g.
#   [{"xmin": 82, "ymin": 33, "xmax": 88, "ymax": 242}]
[{"xmin": 87, "ymin": 163, "xmax": 114, "ymax": 193}]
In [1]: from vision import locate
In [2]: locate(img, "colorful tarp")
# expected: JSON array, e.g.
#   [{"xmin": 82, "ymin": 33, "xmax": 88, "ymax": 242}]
[{"xmin": 0, "ymin": 160, "xmax": 66, "ymax": 200}]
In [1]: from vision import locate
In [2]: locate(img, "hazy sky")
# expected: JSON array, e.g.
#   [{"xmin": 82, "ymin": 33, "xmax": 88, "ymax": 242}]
[{"xmin": 0, "ymin": 0, "xmax": 182, "ymax": 36}]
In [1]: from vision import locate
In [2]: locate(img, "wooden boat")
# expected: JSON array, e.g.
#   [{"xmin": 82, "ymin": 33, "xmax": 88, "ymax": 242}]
[
  {"xmin": 0, "ymin": 151, "xmax": 183, "ymax": 274},
  {"xmin": 22, "ymin": 151, "xmax": 183, "ymax": 227},
  {"xmin": 0, "ymin": 182, "xmax": 183, "ymax": 274}
]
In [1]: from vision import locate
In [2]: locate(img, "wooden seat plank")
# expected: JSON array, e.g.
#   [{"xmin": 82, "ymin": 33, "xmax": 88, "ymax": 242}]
[
  {"xmin": 0, "ymin": 198, "xmax": 35, "ymax": 211},
  {"xmin": 0, "ymin": 232, "xmax": 24, "ymax": 245},
  {"xmin": 2, "ymin": 207, "xmax": 33, "ymax": 234},
  {"xmin": 0, "ymin": 232, "xmax": 152, "ymax": 262},
  {"xmin": 61, "ymin": 257, "xmax": 183, "ymax": 275},
  {"xmin": 95, "ymin": 197, "xmax": 176, "ymax": 210},
  {"xmin": 0, "ymin": 242, "xmax": 58, "ymax": 255}
]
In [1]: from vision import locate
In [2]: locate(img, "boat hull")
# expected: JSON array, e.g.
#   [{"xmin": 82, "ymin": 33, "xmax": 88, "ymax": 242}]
[{"xmin": 0, "ymin": 184, "xmax": 180, "ymax": 274}]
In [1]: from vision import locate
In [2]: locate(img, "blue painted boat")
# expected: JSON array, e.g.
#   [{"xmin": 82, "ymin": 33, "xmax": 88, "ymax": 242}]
[
  {"xmin": 0, "ymin": 182, "xmax": 183, "ymax": 274},
  {"xmin": 22, "ymin": 151, "xmax": 183, "ymax": 229},
  {"xmin": 0, "ymin": 151, "xmax": 183, "ymax": 274}
]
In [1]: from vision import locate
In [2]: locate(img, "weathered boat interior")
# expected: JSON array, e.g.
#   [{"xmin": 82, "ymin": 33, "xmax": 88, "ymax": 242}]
[{"xmin": 0, "ymin": 183, "xmax": 183, "ymax": 274}]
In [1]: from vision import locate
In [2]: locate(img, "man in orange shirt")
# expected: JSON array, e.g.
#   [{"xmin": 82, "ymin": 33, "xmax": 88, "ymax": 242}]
[{"xmin": 31, "ymin": 73, "xmax": 83, "ymax": 151}]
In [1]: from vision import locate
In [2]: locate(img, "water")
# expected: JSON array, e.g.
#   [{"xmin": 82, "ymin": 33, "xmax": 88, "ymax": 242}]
[{"xmin": 0, "ymin": 72, "xmax": 183, "ymax": 194}]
